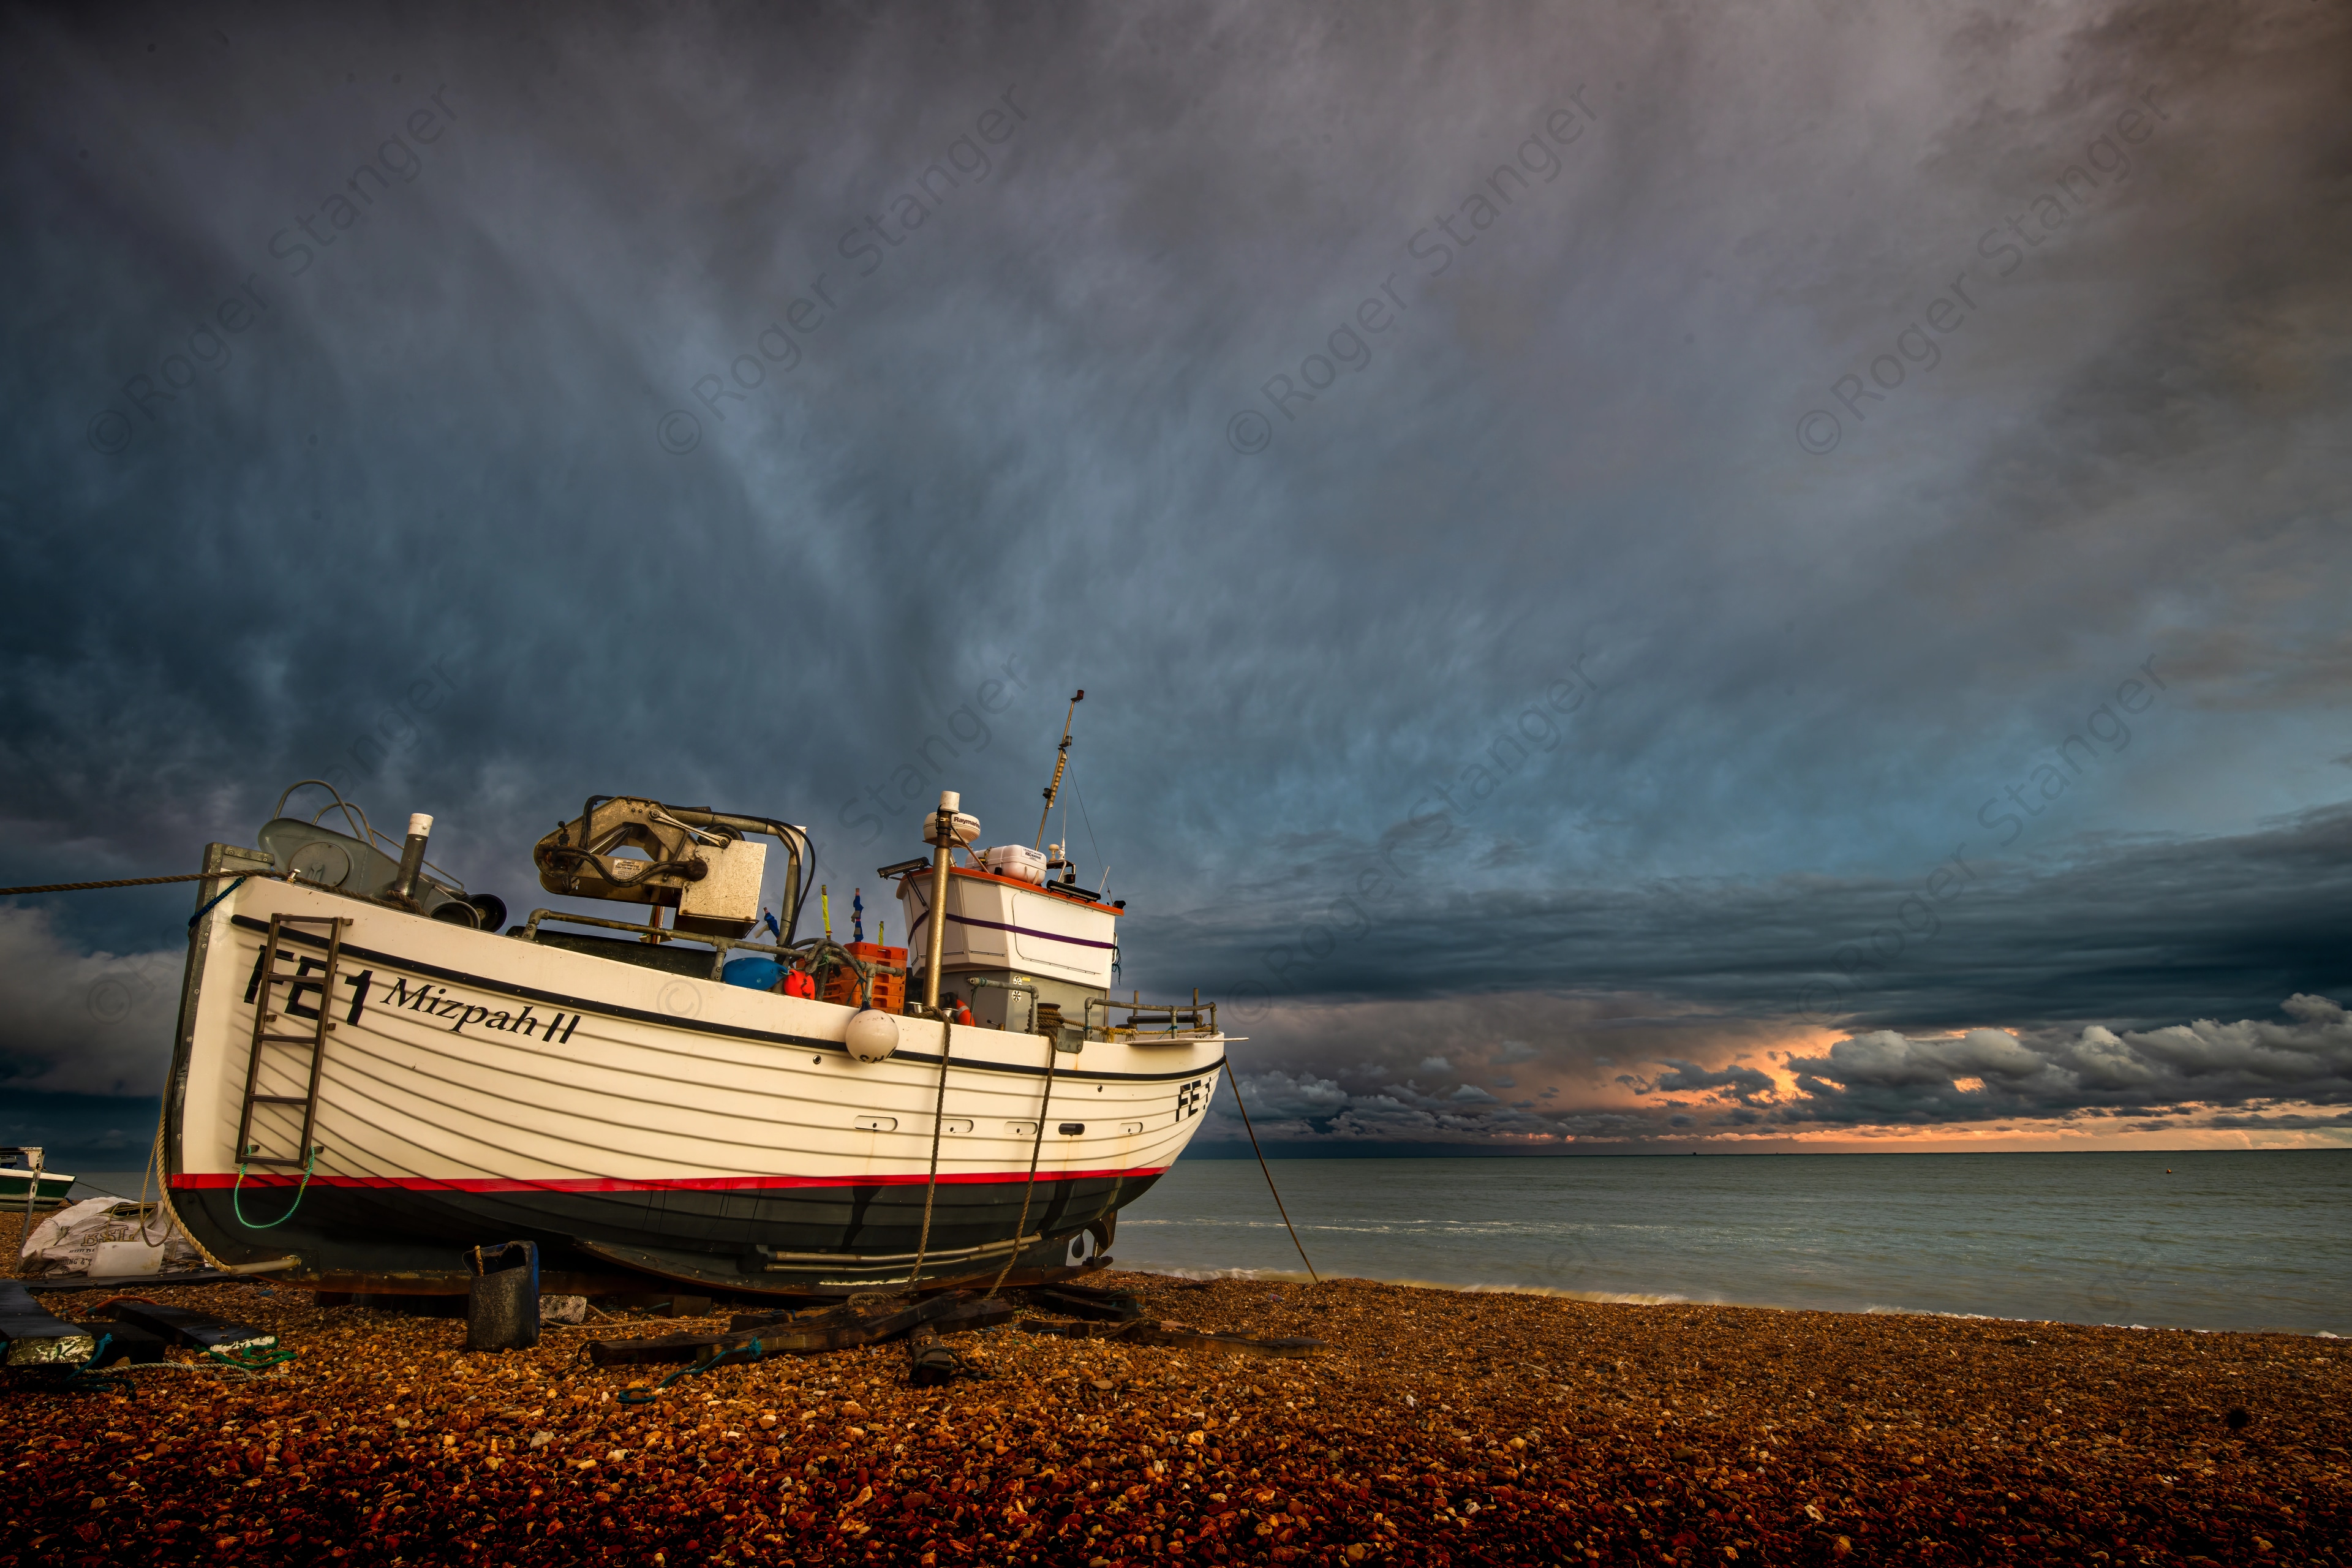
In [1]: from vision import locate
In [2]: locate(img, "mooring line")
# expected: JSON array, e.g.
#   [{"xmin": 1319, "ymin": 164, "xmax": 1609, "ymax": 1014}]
[
  {"xmin": 985, "ymin": 1031, "xmax": 1064, "ymax": 1300},
  {"xmin": 905, "ymin": 1014, "xmax": 954, "ymax": 1289},
  {"xmin": 0, "ymin": 870, "xmax": 258, "ymax": 895},
  {"xmin": 1226, "ymin": 1068, "xmax": 1318, "ymax": 1284}
]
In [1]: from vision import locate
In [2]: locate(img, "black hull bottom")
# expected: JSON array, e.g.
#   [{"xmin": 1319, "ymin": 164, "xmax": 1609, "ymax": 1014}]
[
  {"xmin": 173, "ymin": 1172, "xmax": 1159, "ymax": 1298},
  {"xmin": 567, "ymin": 1237, "xmax": 1113, "ymax": 1299}
]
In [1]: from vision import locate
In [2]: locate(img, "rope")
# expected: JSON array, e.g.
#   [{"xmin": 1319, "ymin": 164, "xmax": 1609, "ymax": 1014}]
[
  {"xmin": 618, "ymin": 1337, "xmax": 764, "ymax": 1405},
  {"xmin": 12, "ymin": 1152, "xmax": 51, "ymax": 1268},
  {"xmin": 205, "ymin": 1343, "xmax": 296, "ymax": 1371},
  {"xmin": 61, "ymin": 1330, "xmax": 272, "ymax": 1393},
  {"xmin": 905, "ymin": 1016, "xmax": 955, "ymax": 1291},
  {"xmin": 1226, "ymin": 1068, "xmax": 1318, "ymax": 1285},
  {"xmin": 136, "ymin": 870, "xmax": 246, "ymax": 1264},
  {"xmin": 0, "ymin": 870, "xmax": 255, "ymax": 896},
  {"xmin": 984, "ymin": 1031, "xmax": 1064, "ymax": 1300},
  {"xmin": 114, "ymin": 1357, "xmax": 260, "ymax": 1381},
  {"xmin": 141, "ymin": 1106, "xmax": 229, "ymax": 1269},
  {"xmin": 231, "ymin": 1148, "xmax": 317, "ymax": 1231},
  {"xmin": 149, "ymin": 877, "xmax": 296, "ymax": 1265},
  {"xmin": 62, "ymin": 1333, "xmax": 134, "ymax": 1397}
]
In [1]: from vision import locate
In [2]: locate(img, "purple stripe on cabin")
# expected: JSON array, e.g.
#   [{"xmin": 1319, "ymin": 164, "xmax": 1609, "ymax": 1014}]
[{"xmin": 946, "ymin": 913, "xmax": 1118, "ymax": 951}]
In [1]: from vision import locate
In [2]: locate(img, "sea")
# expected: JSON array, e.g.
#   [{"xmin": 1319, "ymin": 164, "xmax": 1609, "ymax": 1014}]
[
  {"xmin": 64, "ymin": 1148, "xmax": 2350, "ymax": 1337},
  {"xmin": 1115, "ymin": 1150, "xmax": 2351, "ymax": 1338}
]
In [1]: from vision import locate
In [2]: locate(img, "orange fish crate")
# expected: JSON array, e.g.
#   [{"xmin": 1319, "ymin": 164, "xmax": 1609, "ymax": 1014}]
[{"xmin": 821, "ymin": 943, "xmax": 907, "ymax": 1013}]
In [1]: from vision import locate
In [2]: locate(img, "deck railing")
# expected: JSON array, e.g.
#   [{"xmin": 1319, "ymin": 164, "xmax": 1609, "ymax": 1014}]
[
  {"xmin": 1085, "ymin": 990, "xmax": 1218, "ymax": 1041},
  {"xmin": 519, "ymin": 908, "xmax": 879, "ymax": 992}
]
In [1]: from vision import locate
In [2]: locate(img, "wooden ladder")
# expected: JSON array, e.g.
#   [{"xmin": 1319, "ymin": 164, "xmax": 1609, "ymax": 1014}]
[{"xmin": 234, "ymin": 913, "xmax": 347, "ymax": 1170}]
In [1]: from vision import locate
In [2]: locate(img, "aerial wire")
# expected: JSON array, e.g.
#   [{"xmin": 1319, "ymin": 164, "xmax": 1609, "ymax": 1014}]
[{"xmin": 1071, "ymin": 769, "xmax": 1106, "ymax": 888}]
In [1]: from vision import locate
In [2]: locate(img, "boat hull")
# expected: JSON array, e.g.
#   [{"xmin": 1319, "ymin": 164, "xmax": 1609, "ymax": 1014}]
[
  {"xmin": 166, "ymin": 872, "xmax": 1224, "ymax": 1296},
  {"xmin": 0, "ymin": 1172, "xmax": 76, "ymax": 1212}
]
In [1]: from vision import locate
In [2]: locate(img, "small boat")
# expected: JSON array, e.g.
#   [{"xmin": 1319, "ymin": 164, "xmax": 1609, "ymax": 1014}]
[
  {"xmin": 0, "ymin": 1150, "xmax": 75, "ymax": 1213},
  {"xmin": 162, "ymin": 752, "xmax": 1227, "ymax": 1300}
]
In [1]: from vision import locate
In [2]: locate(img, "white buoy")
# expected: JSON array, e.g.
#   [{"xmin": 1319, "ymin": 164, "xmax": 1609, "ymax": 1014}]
[{"xmin": 845, "ymin": 1009, "xmax": 900, "ymax": 1063}]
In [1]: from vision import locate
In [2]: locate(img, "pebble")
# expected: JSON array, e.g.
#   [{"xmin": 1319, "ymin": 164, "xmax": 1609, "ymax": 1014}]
[{"xmin": 2, "ymin": 1248, "xmax": 2345, "ymax": 1564}]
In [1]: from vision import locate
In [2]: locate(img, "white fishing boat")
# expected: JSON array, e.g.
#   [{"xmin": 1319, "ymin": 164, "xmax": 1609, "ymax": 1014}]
[
  {"xmin": 162, "ymin": 723, "xmax": 1227, "ymax": 1299},
  {"xmin": 0, "ymin": 1150, "xmax": 75, "ymax": 1214}
]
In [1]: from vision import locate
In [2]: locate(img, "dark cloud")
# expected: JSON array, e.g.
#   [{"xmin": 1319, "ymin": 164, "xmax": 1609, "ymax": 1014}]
[
  {"xmin": 1156, "ymin": 802, "xmax": 2352, "ymax": 1036},
  {"xmin": 1777, "ymin": 994, "xmax": 2352, "ymax": 1126},
  {"xmin": 1642, "ymin": 1061, "xmax": 1777, "ymax": 1105},
  {"xmin": 0, "ymin": 909, "xmax": 180, "ymax": 1096},
  {"xmin": 3, "ymin": 0, "xmax": 2349, "ymax": 1150},
  {"xmin": 1193, "ymin": 992, "xmax": 2352, "ymax": 1148}
]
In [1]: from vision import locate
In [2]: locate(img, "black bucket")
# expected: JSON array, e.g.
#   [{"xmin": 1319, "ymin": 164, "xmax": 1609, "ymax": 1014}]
[{"xmin": 464, "ymin": 1241, "xmax": 540, "ymax": 1352}]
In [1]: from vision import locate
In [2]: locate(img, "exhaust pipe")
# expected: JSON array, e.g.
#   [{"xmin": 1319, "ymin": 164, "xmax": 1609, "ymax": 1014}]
[{"xmin": 391, "ymin": 813, "xmax": 434, "ymax": 905}]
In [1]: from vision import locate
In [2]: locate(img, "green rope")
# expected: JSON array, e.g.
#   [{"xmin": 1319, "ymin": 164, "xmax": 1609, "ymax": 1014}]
[
  {"xmin": 617, "ymin": 1336, "xmax": 764, "ymax": 1406},
  {"xmin": 205, "ymin": 1343, "xmax": 297, "ymax": 1371},
  {"xmin": 232, "ymin": 1147, "xmax": 318, "ymax": 1229}
]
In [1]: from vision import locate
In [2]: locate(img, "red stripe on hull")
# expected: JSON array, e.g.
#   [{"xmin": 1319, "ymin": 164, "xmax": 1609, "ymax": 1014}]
[{"xmin": 172, "ymin": 1166, "xmax": 1168, "ymax": 1193}]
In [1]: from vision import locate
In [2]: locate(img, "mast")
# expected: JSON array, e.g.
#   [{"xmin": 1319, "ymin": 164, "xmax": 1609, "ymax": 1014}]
[
  {"xmin": 922, "ymin": 794, "xmax": 956, "ymax": 1014},
  {"xmin": 1033, "ymin": 690, "xmax": 1084, "ymax": 850}
]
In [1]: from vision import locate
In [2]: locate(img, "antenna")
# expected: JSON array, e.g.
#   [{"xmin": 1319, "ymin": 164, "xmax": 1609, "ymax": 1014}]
[{"xmin": 1034, "ymin": 689, "xmax": 1084, "ymax": 849}]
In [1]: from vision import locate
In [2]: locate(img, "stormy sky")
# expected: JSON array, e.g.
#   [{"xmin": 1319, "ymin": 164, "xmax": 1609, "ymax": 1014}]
[{"xmin": 4, "ymin": 0, "xmax": 2349, "ymax": 1163}]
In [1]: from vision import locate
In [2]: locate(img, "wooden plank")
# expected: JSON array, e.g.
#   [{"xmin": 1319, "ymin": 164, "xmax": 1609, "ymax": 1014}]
[
  {"xmin": 585, "ymin": 1330, "xmax": 752, "ymax": 1367},
  {"xmin": 23, "ymin": 1269, "xmax": 251, "ymax": 1292},
  {"xmin": 587, "ymin": 1292, "xmax": 1016, "ymax": 1366},
  {"xmin": 1031, "ymin": 1283, "xmax": 1144, "ymax": 1321},
  {"xmin": 70, "ymin": 1319, "xmax": 170, "ymax": 1366},
  {"xmin": 726, "ymin": 1292, "xmax": 949, "ymax": 1348},
  {"xmin": 913, "ymin": 1296, "xmax": 1016, "ymax": 1336},
  {"xmin": 307, "ymin": 1268, "xmax": 646, "ymax": 1298},
  {"xmin": 97, "ymin": 1300, "xmax": 277, "ymax": 1356}
]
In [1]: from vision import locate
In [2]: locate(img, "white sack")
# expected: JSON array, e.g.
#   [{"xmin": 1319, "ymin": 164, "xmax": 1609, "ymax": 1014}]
[{"xmin": 21, "ymin": 1197, "xmax": 203, "ymax": 1276}]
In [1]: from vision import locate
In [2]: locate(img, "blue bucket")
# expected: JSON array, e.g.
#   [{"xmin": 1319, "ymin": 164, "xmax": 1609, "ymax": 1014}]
[{"xmin": 722, "ymin": 956, "xmax": 783, "ymax": 991}]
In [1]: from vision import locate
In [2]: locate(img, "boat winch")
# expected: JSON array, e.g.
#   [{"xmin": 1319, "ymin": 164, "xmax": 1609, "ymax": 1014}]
[{"xmin": 532, "ymin": 795, "xmax": 808, "ymax": 939}]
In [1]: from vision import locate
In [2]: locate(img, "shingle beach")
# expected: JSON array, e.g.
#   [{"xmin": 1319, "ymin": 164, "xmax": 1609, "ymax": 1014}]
[{"xmin": 4, "ymin": 1242, "xmax": 2344, "ymax": 1567}]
